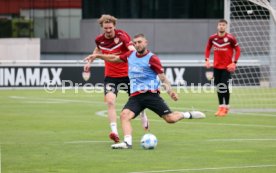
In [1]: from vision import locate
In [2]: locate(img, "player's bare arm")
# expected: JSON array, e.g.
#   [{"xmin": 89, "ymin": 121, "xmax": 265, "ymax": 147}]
[
  {"xmin": 85, "ymin": 47, "xmax": 101, "ymax": 63},
  {"xmin": 205, "ymin": 58, "xmax": 211, "ymax": 69},
  {"xmin": 127, "ymin": 45, "xmax": 136, "ymax": 51},
  {"xmin": 83, "ymin": 47, "xmax": 102, "ymax": 71},
  {"xmin": 158, "ymin": 73, "xmax": 178, "ymax": 101},
  {"xmin": 204, "ymin": 38, "xmax": 212, "ymax": 69},
  {"xmin": 83, "ymin": 54, "xmax": 94, "ymax": 71},
  {"xmin": 85, "ymin": 54, "xmax": 123, "ymax": 63},
  {"xmin": 93, "ymin": 47, "xmax": 101, "ymax": 54}
]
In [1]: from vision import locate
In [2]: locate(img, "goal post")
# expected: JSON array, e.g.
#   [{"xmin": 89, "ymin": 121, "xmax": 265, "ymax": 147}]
[
  {"xmin": 248, "ymin": 0, "xmax": 276, "ymax": 23},
  {"xmin": 224, "ymin": 0, "xmax": 276, "ymax": 113}
]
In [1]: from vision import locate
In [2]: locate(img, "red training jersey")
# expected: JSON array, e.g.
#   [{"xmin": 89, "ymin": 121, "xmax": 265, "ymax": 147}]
[
  {"xmin": 205, "ymin": 33, "xmax": 241, "ymax": 69},
  {"xmin": 95, "ymin": 29, "xmax": 133, "ymax": 77}
]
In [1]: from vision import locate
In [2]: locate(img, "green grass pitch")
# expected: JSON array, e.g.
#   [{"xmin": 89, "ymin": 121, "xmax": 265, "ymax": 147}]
[{"xmin": 0, "ymin": 89, "xmax": 276, "ymax": 173}]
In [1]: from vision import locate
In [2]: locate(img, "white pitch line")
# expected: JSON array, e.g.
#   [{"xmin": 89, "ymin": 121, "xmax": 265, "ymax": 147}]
[
  {"xmin": 96, "ymin": 110, "xmax": 110, "ymax": 117},
  {"xmin": 24, "ymin": 101, "xmax": 65, "ymax": 104},
  {"xmin": 0, "ymin": 141, "xmax": 111, "ymax": 145},
  {"xmin": 9, "ymin": 96, "xmax": 276, "ymax": 117},
  {"xmin": 64, "ymin": 140, "xmax": 110, "ymax": 144},
  {"xmin": 9, "ymin": 96, "xmax": 109, "ymax": 105},
  {"xmin": 208, "ymin": 138, "xmax": 276, "ymax": 142},
  {"xmin": 180, "ymin": 122, "xmax": 276, "ymax": 128},
  {"xmin": 128, "ymin": 164, "xmax": 276, "ymax": 173},
  {"xmin": 9, "ymin": 96, "xmax": 276, "ymax": 129},
  {"xmin": 9, "ymin": 96, "xmax": 25, "ymax": 99}
]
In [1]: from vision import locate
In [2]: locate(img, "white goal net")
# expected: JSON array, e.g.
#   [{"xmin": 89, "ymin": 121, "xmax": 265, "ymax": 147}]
[{"xmin": 225, "ymin": 0, "xmax": 276, "ymax": 113}]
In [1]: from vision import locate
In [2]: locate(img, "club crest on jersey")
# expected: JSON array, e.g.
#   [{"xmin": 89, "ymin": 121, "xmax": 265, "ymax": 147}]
[
  {"xmin": 114, "ymin": 37, "xmax": 119, "ymax": 44},
  {"xmin": 224, "ymin": 37, "xmax": 228, "ymax": 42}
]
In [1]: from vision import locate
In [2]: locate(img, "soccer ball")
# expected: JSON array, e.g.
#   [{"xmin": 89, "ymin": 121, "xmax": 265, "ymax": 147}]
[{"xmin": 140, "ymin": 133, "xmax": 158, "ymax": 149}]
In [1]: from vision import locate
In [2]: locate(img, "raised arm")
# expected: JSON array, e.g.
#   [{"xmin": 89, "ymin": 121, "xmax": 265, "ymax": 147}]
[
  {"xmin": 84, "ymin": 54, "xmax": 124, "ymax": 63},
  {"xmin": 93, "ymin": 47, "xmax": 101, "ymax": 54},
  {"xmin": 158, "ymin": 73, "xmax": 178, "ymax": 101},
  {"xmin": 127, "ymin": 45, "xmax": 136, "ymax": 51},
  {"xmin": 83, "ymin": 47, "xmax": 102, "ymax": 71}
]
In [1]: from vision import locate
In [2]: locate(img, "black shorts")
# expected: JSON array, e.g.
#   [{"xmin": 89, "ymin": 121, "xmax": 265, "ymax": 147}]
[
  {"xmin": 104, "ymin": 76, "xmax": 130, "ymax": 96},
  {"xmin": 123, "ymin": 92, "xmax": 172, "ymax": 118},
  {"xmin": 213, "ymin": 68, "xmax": 231, "ymax": 86}
]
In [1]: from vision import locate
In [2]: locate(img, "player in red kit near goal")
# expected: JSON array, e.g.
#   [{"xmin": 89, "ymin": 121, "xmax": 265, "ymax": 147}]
[
  {"xmin": 205, "ymin": 19, "xmax": 241, "ymax": 117},
  {"xmin": 84, "ymin": 15, "xmax": 149, "ymax": 143}
]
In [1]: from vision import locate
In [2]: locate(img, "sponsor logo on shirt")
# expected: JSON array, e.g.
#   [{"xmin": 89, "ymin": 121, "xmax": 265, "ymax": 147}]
[
  {"xmin": 214, "ymin": 47, "xmax": 228, "ymax": 51},
  {"xmin": 129, "ymin": 66, "xmax": 144, "ymax": 73}
]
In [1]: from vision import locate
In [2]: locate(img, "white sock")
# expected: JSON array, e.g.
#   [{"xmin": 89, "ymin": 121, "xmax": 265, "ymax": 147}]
[
  {"xmin": 182, "ymin": 112, "xmax": 191, "ymax": 119},
  {"xmin": 124, "ymin": 135, "xmax": 132, "ymax": 145},
  {"xmin": 110, "ymin": 122, "xmax": 118, "ymax": 135}
]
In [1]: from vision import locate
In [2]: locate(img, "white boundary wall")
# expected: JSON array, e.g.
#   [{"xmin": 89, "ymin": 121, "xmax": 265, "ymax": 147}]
[{"xmin": 0, "ymin": 38, "xmax": 40, "ymax": 61}]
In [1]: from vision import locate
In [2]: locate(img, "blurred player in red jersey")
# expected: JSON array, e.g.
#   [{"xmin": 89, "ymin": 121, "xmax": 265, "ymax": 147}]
[
  {"xmin": 205, "ymin": 19, "xmax": 241, "ymax": 117},
  {"xmin": 84, "ymin": 15, "xmax": 149, "ymax": 143}
]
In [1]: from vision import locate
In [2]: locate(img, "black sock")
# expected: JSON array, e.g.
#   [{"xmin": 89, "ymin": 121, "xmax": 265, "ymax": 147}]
[
  {"xmin": 217, "ymin": 91, "xmax": 224, "ymax": 105},
  {"xmin": 224, "ymin": 88, "xmax": 230, "ymax": 105}
]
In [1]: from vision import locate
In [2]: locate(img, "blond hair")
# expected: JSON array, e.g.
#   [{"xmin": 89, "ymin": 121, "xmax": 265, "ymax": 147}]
[{"xmin": 98, "ymin": 14, "xmax": 117, "ymax": 27}]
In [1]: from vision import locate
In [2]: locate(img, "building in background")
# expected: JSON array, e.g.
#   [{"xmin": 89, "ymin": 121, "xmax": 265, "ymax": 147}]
[
  {"xmin": 82, "ymin": 0, "xmax": 223, "ymax": 19},
  {"xmin": 0, "ymin": 0, "xmax": 223, "ymax": 60},
  {"xmin": 0, "ymin": 0, "xmax": 81, "ymax": 39}
]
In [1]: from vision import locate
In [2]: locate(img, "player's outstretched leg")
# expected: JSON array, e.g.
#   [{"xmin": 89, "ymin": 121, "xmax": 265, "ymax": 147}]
[
  {"xmin": 140, "ymin": 110, "xmax": 149, "ymax": 131},
  {"xmin": 163, "ymin": 111, "xmax": 206, "ymax": 123},
  {"xmin": 106, "ymin": 92, "xmax": 120, "ymax": 143}
]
